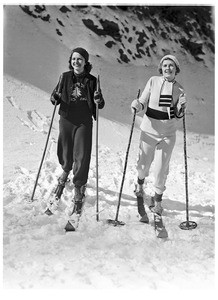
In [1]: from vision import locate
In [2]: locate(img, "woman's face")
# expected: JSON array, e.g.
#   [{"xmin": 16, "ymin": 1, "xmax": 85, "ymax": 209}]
[
  {"xmin": 161, "ymin": 59, "xmax": 177, "ymax": 81},
  {"xmin": 71, "ymin": 52, "xmax": 86, "ymax": 74}
]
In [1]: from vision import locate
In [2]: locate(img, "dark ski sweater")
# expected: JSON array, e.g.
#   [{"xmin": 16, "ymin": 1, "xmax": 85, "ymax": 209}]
[{"xmin": 51, "ymin": 71, "xmax": 105, "ymax": 121}]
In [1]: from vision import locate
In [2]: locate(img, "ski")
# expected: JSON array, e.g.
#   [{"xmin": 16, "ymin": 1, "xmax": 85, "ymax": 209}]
[
  {"xmin": 135, "ymin": 190, "xmax": 168, "ymax": 238},
  {"xmin": 44, "ymin": 179, "xmax": 68, "ymax": 215},
  {"xmin": 44, "ymin": 198, "xmax": 59, "ymax": 216},
  {"xmin": 64, "ymin": 185, "xmax": 86, "ymax": 232},
  {"xmin": 149, "ymin": 199, "xmax": 168, "ymax": 238},
  {"xmin": 65, "ymin": 196, "xmax": 86, "ymax": 232},
  {"xmin": 152, "ymin": 212, "xmax": 168, "ymax": 238}
]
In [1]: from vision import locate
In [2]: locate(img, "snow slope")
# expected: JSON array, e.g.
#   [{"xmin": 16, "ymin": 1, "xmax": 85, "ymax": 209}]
[
  {"xmin": 3, "ymin": 75, "xmax": 215, "ymax": 290},
  {"xmin": 3, "ymin": 4, "xmax": 215, "ymax": 295}
]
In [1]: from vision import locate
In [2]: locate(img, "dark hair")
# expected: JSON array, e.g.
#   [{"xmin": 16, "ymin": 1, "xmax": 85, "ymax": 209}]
[{"xmin": 68, "ymin": 52, "xmax": 92, "ymax": 73}]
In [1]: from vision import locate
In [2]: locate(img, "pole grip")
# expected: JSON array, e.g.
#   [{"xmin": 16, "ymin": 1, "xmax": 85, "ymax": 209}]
[{"xmin": 96, "ymin": 75, "xmax": 100, "ymax": 92}]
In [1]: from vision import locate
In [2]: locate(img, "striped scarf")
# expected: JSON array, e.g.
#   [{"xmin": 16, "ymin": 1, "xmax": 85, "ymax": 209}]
[{"xmin": 159, "ymin": 79, "xmax": 175, "ymax": 119}]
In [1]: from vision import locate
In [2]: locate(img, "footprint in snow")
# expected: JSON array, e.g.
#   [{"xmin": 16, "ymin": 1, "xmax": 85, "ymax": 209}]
[{"xmin": 6, "ymin": 96, "xmax": 21, "ymax": 110}]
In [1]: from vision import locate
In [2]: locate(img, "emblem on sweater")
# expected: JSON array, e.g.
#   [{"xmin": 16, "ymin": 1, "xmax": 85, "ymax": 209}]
[{"xmin": 70, "ymin": 83, "xmax": 87, "ymax": 102}]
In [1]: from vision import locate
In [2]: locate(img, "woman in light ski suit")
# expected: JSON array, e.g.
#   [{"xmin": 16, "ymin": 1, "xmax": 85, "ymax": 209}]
[
  {"xmin": 50, "ymin": 47, "xmax": 105, "ymax": 201},
  {"xmin": 131, "ymin": 54, "xmax": 186, "ymax": 215}
]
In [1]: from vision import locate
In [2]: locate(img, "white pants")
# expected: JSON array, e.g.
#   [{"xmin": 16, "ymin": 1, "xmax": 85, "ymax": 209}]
[{"xmin": 137, "ymin": 131, "xmax": 176, "ymax": 194}]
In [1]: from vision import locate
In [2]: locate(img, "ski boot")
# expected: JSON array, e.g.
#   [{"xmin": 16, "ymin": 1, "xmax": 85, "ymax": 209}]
[
  {"xmin": 65, "ymin": 185, "xmax": 86, "ymax": 216},
  {"xmin": 73, "ymin": 185, "xmax": 86, "ymax": 214},
  {"xmin": 65, "ymin": 185, "xmax": 86, "ymax": 231},
  {"xmin": 45, "ymin": 171, "xmax": 69, "ymax": 215},
  {"xmin": 134, "ymin": 178, "xmax": 149, "ymax": 223},
  {"xmin": 149, "ymin": 192, "xmax": 164, "ymax": 216}
]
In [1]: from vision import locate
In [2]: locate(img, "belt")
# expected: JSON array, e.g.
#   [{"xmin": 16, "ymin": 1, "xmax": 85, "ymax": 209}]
[{"xmin": 146, "ymin": 107, "xmax": 174, "ymax": 120}]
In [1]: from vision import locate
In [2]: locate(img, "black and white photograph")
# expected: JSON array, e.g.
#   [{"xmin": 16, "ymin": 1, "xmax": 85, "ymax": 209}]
[{"xmin": 2, "ymin": 1, "xmax": 215, "ymax": 295}]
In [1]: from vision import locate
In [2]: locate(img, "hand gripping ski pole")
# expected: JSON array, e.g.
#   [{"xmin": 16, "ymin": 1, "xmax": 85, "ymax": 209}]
[
  {"xmin": 30, "ymin": 74, "xmax": 63, "ymax": 201},
  {"xmin": 179, "ymin": 113, "xmax": 197, "ymax": 230},
  {"xmin": 96, "ymin": 75, "xmax": 100, "ymax": 221},
  {"xmin": 107, "ymin": 89, "xmax": 140, "ymax": 226}
]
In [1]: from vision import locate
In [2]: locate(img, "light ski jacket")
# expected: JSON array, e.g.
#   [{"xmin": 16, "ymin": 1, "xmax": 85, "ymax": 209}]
[{"xmin": 138, "ymin": 76, "xmax": 185, "ymax": 136}]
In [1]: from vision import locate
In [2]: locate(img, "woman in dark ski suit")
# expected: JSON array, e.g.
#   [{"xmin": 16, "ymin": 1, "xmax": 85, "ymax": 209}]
[{"xmin": 50, "ymin": 47, "xmax": 105, "ymax": 202}]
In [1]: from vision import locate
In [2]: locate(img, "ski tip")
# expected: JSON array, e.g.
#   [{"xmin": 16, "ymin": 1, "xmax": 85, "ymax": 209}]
[
  {"xmin": 156, "ymin": 228, "xmax": 168, "ymax": 238},
  {"xmin": 65, "ymin": 221, "xmax": 76, "ymax": 232},
  {"xmin": 44, "ymin": 208, "xmax": 53, "ymax": 216},
  {"xmin": 139, "ymin": 214, "xmax": 149, "ymax": 224},
  {"xmin": 107, "ymin": 219, "xmax": 125, "ymax": 226}
]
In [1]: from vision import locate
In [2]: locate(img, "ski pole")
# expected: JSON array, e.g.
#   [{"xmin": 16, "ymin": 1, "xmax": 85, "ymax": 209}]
[
  {"xmin": 107, "ymin": 89, "xmax": 140, "ymax": 226},
  {"xmin": 96, "ymin": 75, "xmax": 100, "ymax": 221},
  {"xmin": 30, "ymin": 74, "xmax": 63, "ymax": 201},
  {"xmin": 179, "ymin": 112, "xmax": 197, "ymax": 230}
]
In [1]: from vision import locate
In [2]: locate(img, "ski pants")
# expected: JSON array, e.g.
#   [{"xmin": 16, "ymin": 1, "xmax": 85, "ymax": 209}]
[
  {"xmin": 137, "ymin": 131, "xmax": 176, "ymax": 194},
  {"xmin": 57, "ymin": 116, "xmax": 92, "ymax": 187}
]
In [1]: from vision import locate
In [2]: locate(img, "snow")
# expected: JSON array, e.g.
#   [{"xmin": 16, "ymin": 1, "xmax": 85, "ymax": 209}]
[{"xmin": 2, "ymin": 4, "xmax": 215, "ymax": 298}]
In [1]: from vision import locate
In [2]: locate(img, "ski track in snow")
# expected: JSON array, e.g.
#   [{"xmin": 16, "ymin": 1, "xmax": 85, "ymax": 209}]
[{"xmin": 7, "ymin": 95, "xmax": 51, "ymax": 133}]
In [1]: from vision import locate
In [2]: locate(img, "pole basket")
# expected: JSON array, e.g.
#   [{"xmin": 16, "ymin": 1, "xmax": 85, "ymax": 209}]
[
  {"xmin": 179, "ymin": 221, "xmax": 197, "ymax": 230},
  {"xmin": 107, "ymin": 219, "xmax": 125, "ymax": 226}
]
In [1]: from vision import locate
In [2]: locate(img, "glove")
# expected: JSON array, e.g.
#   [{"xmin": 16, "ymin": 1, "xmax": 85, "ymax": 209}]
[
  {"xmin": 50, "ymin": 92, "xmax": 61, "ymax": 105},
  {"xmin": 177, "ymin": 93, "xmax": 187, "ymax": 114},
  {"xmin": 131, "ymin": 99, "xmax": 143, "ymax": 114},
  {"xmin": 94, "ymin": 91, "xmax": 102, "ymax": 105}
]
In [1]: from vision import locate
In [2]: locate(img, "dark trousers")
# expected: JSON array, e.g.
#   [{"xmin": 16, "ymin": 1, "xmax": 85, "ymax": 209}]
[{"xmin": 57, "ymin": 116, "xmax": 92, "ymax": 187}]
